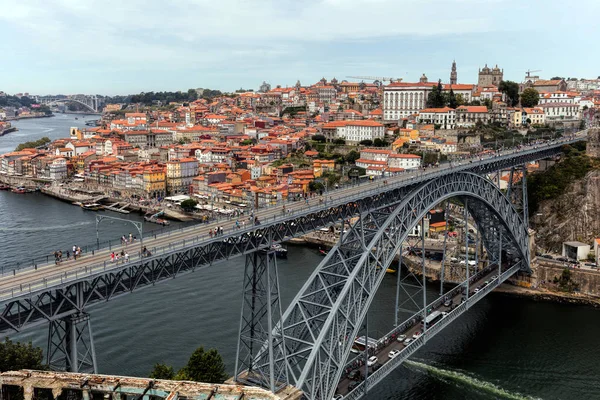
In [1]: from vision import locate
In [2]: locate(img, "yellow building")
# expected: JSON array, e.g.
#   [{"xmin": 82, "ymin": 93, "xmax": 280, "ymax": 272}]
[
  {"xmin": 144, "ymin": 167, "xmax": 166, "ymax": 198},
  {"xmin": 313, "ymin": 159, "xmax": 335, "ymax": 178}
]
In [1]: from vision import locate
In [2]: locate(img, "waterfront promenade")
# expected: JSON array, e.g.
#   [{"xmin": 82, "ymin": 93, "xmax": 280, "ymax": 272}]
[{"xmin": 0, "ymin": 134, "xmax": 585, "ymax": 303}]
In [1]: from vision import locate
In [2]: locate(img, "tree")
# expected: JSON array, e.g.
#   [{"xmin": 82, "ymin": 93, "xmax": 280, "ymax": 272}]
[
  {"xmin": 309, "ymin": 181, "xmax": 324, "ymax": 192},
  {"xmin": 180, "ymin": 199, "xmax": 198, "ymax": 212},
  {"xmin": 15, "ymin": 136, "xmax": 51, "ymax": 151},
  {"xmin": 373, "ymin": 138, "xmax": 387, "ymax": 147},
  {"xmin": 149, "ymin": 363, "xmax": 175, "ymax": 380},
  {"xmin": 550, "ymin": 76, "xmax": 564, "ymax": 81},
  {"xmin": 0, "ymin": 338, "xmax": 45, "ymax": 372},
  {"xmin": 426, "ymin": 80, "xmax": 445, "ymax": 108},
  {"xmin": 344, "ymin": 150, "xmax": 360, "ymax": 163},
  {"xmin": 498, "ymin": 80, "xmax": 520, "ymax": 107},
  {"xmin": 311, "ymin": 134, "xmax": 326, "ymax": 143},
  {"xmin": 455, "ymin": 93, "xmax": 466, "ymax": 106},
  {"xmin": 483, "ymin": 98, "xmax": 492, "ymax": 110},
  {"xmin": 447, "ymin": 89, "xmax": 458, "ymax": 109},
  {"xmin": 520, "ymin": 88, "xmax": 540, "ymax": 107},
  {"xmin": 359, "ymin": 139, "xmax": 373, "ymax": 146},
  {"xmin": 333, "ymin": 138, "xmax": 346, "ymax": 145},
  {"xmin": 175, "ymin": 347, "xmax": 228, "ymax": 383}
]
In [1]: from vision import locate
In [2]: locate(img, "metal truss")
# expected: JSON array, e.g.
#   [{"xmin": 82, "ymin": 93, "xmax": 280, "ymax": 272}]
[
  {"xmin": 0, "ymin": 143, "xmax": 561, "ymax": 337},
  {"xmin": 235, "ymin": 250, "xmax": 288, "ymax": 393},
  {"xmin": 265, "ymin": 172, "xmax": 529, "ymax": 400},
  {"xmin": 47, "ymin": 312, "xmax": 97, "ymax": 373}
]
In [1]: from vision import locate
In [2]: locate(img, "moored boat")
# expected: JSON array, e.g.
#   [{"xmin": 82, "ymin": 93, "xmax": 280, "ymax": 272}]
[
  {"xmin": 81, "ymin": 203, "xmax": 104, "ymax": 211},
  {"xmin": 11, "ymin": 187, "xmax": 27, "ymax": 194},
  {"xmin": 271, "ymin": 243, "xmax": 288, "ymax": 258}
]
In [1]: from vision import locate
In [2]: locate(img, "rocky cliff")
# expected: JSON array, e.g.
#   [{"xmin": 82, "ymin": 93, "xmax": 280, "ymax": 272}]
[{"xmin": 532, "ymin": 168, "xmax": 600, "ymax": 253}]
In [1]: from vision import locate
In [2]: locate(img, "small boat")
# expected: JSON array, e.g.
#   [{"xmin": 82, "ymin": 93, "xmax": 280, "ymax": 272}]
[
  {"xmin": 11, "ymin": 187, "xmax": 26, "ymax": 194},
  {"xmin": 386, "ymin": 268, "xmax": 397, "ymax": 274},
  {"xmin": 318, "ymin": 247, "xmax": 328, "ymax": 256},
  {"xmin": 144, "ymin": 211, "xmax": 170, "ymax": 225},
  {"xmin": 81, "ymin": 203, "xmax": 103, "ymax": 211},
  {"xmin": 0, "ymin": 184, "xmax": 10, "ymax": 190},
  {"xmin": 271, "ymin": 244, "xmax": 288, "ymax": 259}
]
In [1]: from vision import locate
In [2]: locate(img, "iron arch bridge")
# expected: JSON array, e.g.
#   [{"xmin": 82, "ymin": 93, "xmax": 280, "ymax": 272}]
[
  {"xmin": 0, "ymin": 135, "xmax": 586, "ymax": 396},
  {"xmin": 236, "ymin": 172, "xmax": 529, "ymax": 400},
  {"xmin": 44, "ymin": 98, "xmax": 99, "ymax": 113}
]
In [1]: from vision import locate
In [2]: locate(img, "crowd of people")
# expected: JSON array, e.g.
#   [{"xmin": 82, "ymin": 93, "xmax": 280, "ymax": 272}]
[{"xmin": 53, "ymin": 245, "xmax": 82, "ymax": 265}]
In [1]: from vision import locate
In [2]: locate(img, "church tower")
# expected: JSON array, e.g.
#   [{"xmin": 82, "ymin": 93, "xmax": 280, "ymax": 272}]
[{"xmin": 450, "ymin": 60, "xmax": 457, "ymax": 85}]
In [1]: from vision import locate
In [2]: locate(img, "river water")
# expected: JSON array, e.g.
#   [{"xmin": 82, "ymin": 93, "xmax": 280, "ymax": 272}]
[{"xmin": 1, "ymin": 116, "xmax": 599, "ymax": 400}]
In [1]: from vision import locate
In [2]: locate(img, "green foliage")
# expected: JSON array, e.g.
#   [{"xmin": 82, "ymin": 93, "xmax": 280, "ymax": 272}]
[
  {"xmin": 180, "ymin": 199, "xmax": 198, "ymax": 212},
  {"xmin": 520, "ymin": 88, "xmax": 540, "ymax": 107},
  {"xmin": 311, "ymin": 134, "xmax": 326, "ymax": 143},
  {"xmin": 447, "ymin": 88, "xmax": 458, "ymax": 109},
  {"xmin": 372, "ymin": 138, "xmax": 388, "ymax": 147},
  {"xmin": 149, "ymin": 363, "xmax": 175, "ymax": 380},
  {"xmin": 0, "ymin": 338, "xmax": 45, "ymax": 372},
  {"xmin": 0, "ymin": 95, "xmax": 37, "ymax": 109},
  {"xmin": 130, "ymin": 89, "xmax": 206, "ymax": 105},
  {"xmin": 359, "ymin": 139, "xmax": 373, "ymax": 146},
  {"xmin": 309, "ymin": 181, "xmax": 324, "ymax": 192},
  {"xmin": 348, "ymin": 166, "xmax": 366, "ymax": 178},
  {"xmin": 553, "ymin": 268, "xmax": 579, "ymax": 292},
  {"xmin": 498, "ymin": 80, "xmax": 520, "ymax": 106},
  {"xmin": 528, "ymin": 144, "xmax": 592, "ymax": 215},
  {"xmin": 15, "ymin": 136, "xmax": 51, "ymax": 151},
  {"xmin": 175, "ymin": 347, "xmax": 228, "ymax": 383},
  {"xmin": 333, "ymin": 138, "xmax": 346, "ymax": 145},
  {"xmin": 483, "ymin": 98, "xmax": 492, "ymax": 110},
  {"xmin": 344, "ymin": 150, "xmax": 360, "ymax": 163},
  {"xmin": 426, "ymin": 80, "xmax": 445, "ymax": 108},
  {"xmin": 150, "ymin": 347, "xmax": 228, "ymax": 384},
  {"xmin": 240, "ymin": 139, "xmax": 253, "ymax": 146}
]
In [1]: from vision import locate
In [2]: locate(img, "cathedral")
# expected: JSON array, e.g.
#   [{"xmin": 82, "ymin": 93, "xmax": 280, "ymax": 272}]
[{"xmin": 478, "ymin": 64, "xmax": 503, "ymax": 87}]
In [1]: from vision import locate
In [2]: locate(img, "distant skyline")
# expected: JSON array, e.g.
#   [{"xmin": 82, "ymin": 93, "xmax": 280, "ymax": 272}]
[{"xmin": 1, "ymin": 0, "xmax": 598, "ymax": 96}]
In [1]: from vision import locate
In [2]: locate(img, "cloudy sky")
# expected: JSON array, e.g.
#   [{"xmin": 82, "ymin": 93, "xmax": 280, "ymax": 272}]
[{"xmin": 1, "ymin": 0, "xmax": 598, "ymax": 95}]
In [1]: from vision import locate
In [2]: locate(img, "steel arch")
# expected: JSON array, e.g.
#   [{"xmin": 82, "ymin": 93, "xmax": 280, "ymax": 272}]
[
  {"xmin": 274, "ymin": 172, "xmax": 528, "ymax": 399},
  {"xmin": 45, "ymin": 99, "xmax": 97, "ymax": 113}
]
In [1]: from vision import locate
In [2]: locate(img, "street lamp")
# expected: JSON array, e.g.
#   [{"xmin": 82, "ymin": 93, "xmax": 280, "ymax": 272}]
[{"xmin": 96, "ymin": 215, "xmax": 143, "ymax": 253}]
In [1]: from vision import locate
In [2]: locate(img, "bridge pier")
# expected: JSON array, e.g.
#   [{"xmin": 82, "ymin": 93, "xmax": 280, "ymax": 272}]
[
  {"xmin": 47, "ymin": 312, "xmax": 97, "ymax": 374},
  {"xmin": 235, "ymin": 250, "xmax": 288, "ymax": 393}
]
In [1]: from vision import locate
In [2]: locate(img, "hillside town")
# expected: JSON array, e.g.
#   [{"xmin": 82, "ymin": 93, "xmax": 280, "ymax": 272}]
[{"xmin": 1, "ymin": 64, "xmax": 598, "ymax": 211}]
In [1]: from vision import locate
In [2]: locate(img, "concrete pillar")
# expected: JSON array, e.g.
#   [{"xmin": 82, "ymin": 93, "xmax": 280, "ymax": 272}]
[
  {"xmin": 82, "ymin": 390, "xmax": 90, "ymax": 400},
  {"xmin": 52, "ymin": 387, "xmax": 63, "ymax": 400}
]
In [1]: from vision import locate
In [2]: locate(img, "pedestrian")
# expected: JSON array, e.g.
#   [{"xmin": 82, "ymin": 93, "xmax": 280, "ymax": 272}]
[
  {"xmin": 111, "ymin": 252, "xmax": 115, "ymax": 263},
  {"xmin": 209, "ymin": 229, "xmax": 213, "ymax": 238},
  {"xmin": 124, "ymin": 252, "xmax": 129, "ymax": 263},
  {"xmin": 66, "ymin": 250, "xmax": 71, "ymax": 261},
  {"xmin": 58, "ymin": 250, "xmax": 62, "ymax": 262},
  {"xmin": 73, "ymin": 245, "xmax": 77, "ymax": 255},
  {"xmin": 129, "ymin": 233, "xmax": 133, "ymax": 243},
  {"xmin": 54, "ymin": 251, "xmax": 60, "ymax": 265},
  {"xmin": 120, "ymin": 250, "xmax": 125, "ymax": 263}
]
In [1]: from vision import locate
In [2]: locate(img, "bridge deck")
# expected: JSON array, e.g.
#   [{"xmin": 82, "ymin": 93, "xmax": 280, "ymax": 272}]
[{"xmin": 0, "ymin": 135, "xmax": 584, "ymax": 309}]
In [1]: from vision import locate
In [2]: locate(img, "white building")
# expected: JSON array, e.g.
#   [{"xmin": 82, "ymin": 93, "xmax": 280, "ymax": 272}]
[
  {"xmin": 383, "ymin": 82, "xmax": 434, "ymax": 122},
  {"xmin": 538, "ymin": 91, "xmax": 575, "ymax": 105},
  {"xmin": 49, "ymin": 158, "xmax": 68, "ymax": 181},
  {"xmin": 538, "ymin": 103, "xmax": 580, "ymax": 121},
  {"xmin": 417, "ymin": 107, "xmax": 456, "ymax": 129},
  {"xmin": 387, "ymin": 154, "xmax": 422, "ymax": 169},
  {"xmin": 321, "ymin": 120, "xmax": 385, "ymax": 144}
]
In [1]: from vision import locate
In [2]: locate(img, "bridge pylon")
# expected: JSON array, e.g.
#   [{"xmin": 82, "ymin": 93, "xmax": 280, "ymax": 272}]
[
  {"xmin": 235, "ymin": 250, "xmax": 288, "ymax": 393},
  {"xmin": 47, "ymin": 312, "xmax": 97, "ymax": 373}
]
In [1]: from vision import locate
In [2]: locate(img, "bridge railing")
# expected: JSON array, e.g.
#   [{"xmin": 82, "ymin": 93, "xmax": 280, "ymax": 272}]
[
  {"xmin": 0, "ymin": 135, "xmax": 584, "ymax": 298},
  {"xmin": 342, "ymin": 261, "xmax": 522, "ymax": 400}
]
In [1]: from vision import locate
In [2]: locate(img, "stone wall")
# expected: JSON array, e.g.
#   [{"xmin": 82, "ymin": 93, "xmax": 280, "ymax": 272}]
[{"xmin": 587, "ymin": 128, "xmax": 600, "ymax": 158}]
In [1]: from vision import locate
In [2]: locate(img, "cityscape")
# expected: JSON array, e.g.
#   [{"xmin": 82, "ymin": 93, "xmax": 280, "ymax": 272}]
[{"xmin": 1, "ymin": 2, "xmax": 600, "ymax": 400}]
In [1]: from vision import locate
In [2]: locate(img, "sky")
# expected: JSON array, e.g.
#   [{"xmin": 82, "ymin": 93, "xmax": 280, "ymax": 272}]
[{"xmin": 0, "ymin": 0, "xmax": 598, "ymax": 96}]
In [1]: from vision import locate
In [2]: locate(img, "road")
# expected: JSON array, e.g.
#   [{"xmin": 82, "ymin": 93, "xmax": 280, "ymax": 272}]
[
  {"xmin": 0, "ymin": 134, "xmax": 584, "ymax": 301},
  {"xmin": 334, "ymin": 264, "xmax": 504, "ymax": 397}
]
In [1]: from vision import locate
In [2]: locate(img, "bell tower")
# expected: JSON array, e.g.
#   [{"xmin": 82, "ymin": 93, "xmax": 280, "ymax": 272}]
[{"xmin": 450, "ymin": 60, "xmax": 457, "ymax": 85}]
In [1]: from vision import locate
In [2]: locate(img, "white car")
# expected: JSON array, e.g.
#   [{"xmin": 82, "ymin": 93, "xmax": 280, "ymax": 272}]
[
  {"xmin": 403, "ymin": 338, "xmax": 413, "ymax": 345},
  {"xmin": 396, "ymin": 334, "xmax": 407, "ymax": 342},
  {"xmin": 367, "ymin": 356, "xmax": 378, "ymax": 367},
  {"xmin": 388, "ymin": 349, "xmax": 401, "ymax": 359}
]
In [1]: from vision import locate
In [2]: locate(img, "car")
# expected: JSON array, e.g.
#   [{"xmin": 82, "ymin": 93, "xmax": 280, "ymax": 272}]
[
  {"xmin": 367, "ymin": 356, "xmax": 378, "ymax": 367},
  {"xmin": 412, "ymin": 331, "xmax": 422, "ymax": 340},
  {"xmin": 557, "ymin": 257, "xmax": 568, "ymax": 262},
  {"xmin": 348, "ymin": 370, "xmax": 362, "ymax": 381},
  {"xmin": 348, "ymin": 381, "xmax": 361, "ymax": 391},
  {"xmin": 372, "ymin": 362, "xmax": 382, "ymax": 371},
  {"xmin": 443, "ymin": 299, "xmax": 453, "ymax": 307},
  {"xmin": 388, "ymin": 349, "xmax": 401, "ymax": 359},
  {"xmin": 491, "ymin": 275, "xmax": 498, "ymax": 280},
  {"xmin": 396, "ymin": 334, "xmax": 407, "ymax": 342},
  {"xmin": 333, "ymin": 395, "xmax": 344, "ymax": 400},
  {"xmin": 585, "ymin": 262, "xmax": 597, "ymax": 268},
  {"xmin": 474, "ymin": 288, "xmax": 480, "ymax": 293},
  {"xmin": 540, "ymin": 254, "xmax": 554, "ymax": 259},
  {"xmin": 403, "ymin": 338, "xmax": 413, "ymax": 345},
  {"xmin": 484, "ymin": 280, "xmax": 490, "ymax": 285}
]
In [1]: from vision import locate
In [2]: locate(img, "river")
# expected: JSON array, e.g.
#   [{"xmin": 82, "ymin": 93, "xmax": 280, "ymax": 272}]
[{"xmin": 1, "ymin": 116, "xmax": 599, "ymax": 400}]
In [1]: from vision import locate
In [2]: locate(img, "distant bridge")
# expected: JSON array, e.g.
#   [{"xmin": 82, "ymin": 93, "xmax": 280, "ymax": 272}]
[
  {"xmin": 0, "ymin": 132, "xmax": 587, "ymax": 399},
  {"xmin": 40, "ymin": 95, "xmax": 101, "ymax": 113}
]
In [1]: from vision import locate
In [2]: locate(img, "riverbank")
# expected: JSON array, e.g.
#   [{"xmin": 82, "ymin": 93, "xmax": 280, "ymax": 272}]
[
  {"xmin": 6, "ymin": 113, "xmax": 54, "ymax": 121},
  {"xmin": 493, "ymin": 283, "xmax": 600, "ymax": 307}
]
